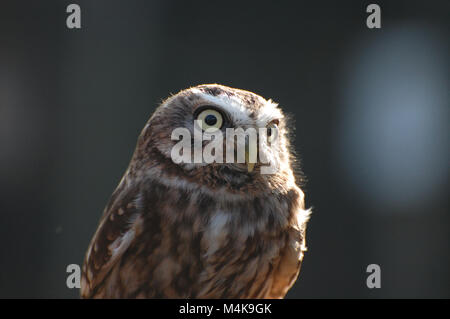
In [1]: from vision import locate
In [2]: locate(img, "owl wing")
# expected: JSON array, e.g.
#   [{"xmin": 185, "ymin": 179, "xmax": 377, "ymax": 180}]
[
  {"xmin": 267, "ymin": 209, "xmax": 309, "ymax": 298},
  {"xmin": 81, "ymin": 180, "xmax": 142, "ymax": 298}
]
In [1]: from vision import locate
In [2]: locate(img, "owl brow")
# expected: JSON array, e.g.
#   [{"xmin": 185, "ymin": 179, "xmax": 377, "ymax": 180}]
[{"xmin": 269, "ymin": 119, "xmax": 280, "ymax": 125}]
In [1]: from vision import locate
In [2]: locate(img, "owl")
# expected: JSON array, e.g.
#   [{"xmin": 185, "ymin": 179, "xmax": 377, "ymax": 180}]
[{"xmin": 81, "ymin": 84, "xmax": 310, "ymax": 298}]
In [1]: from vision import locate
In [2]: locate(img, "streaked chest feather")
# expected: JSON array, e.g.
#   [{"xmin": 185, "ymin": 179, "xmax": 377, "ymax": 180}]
[
  {"xmin": 117, "ymin": 179, "xmax": 305, "ymax": 298},
  {"xmin": 86, "ymin": 177, "xmax": 308, "ymax": 298}
]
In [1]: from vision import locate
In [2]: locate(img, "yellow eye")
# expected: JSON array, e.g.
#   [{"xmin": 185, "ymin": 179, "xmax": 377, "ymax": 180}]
[
  {"xmin": 196, "ymin": 109, "xmax": 223, "ymax": 131},
  {"xmin": 267, "ymin": 122, "xmax": 278, "ymax": 143}
]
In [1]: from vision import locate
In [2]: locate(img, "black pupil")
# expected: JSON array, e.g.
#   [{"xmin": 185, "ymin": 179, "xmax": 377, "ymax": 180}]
[
  {"xmin": 205, "ymin": 114, "xmax": 217, "ymax": 126},
  {"xmin": 267, "ymin": 128, "xmax": 272, "ymax": 137}
]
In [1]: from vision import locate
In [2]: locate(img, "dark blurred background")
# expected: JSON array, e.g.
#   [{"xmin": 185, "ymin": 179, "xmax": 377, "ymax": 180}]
[{"xmin": 0, "ymin": 0, "xmax": 448, "ymax": 298}]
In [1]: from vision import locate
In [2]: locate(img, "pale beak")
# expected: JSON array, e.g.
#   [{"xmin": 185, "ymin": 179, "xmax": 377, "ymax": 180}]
[{"xmin": 245, "ymin": 137, "xmax": 257, "ymax": 173}]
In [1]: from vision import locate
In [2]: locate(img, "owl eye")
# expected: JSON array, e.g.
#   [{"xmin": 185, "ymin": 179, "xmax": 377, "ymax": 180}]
[
  {"xmin": 196, "ymin": 109, "xmax": 223, "ymax": 131},
  {"xmin": 267, "ymin": 122, "xmax": 278, "ymax": 143}
]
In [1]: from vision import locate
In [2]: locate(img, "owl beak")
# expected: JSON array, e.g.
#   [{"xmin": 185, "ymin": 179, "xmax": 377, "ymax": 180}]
[
  {"xmin": 245, "ymin": 150, "xmax": 255, "ymax": 172},
  {"xmin": 245, "ymin": 137, "xmax": 257, "ymax": 173}
]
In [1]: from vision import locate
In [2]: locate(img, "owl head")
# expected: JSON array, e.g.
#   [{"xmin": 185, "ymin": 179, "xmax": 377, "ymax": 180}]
[{"xmin": 131, "ymin": 84, "xmax": 299, "ymax": 194}]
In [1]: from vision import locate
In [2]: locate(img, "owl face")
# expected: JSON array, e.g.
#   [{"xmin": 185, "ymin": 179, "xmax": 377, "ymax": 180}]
[
  {"xmin": 148, "ymin": 84, "xmax": 287, "ymax": 173},
  {"xmin": 135, "ymin": 84, "xmax": 293, "ymax": 195}
]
